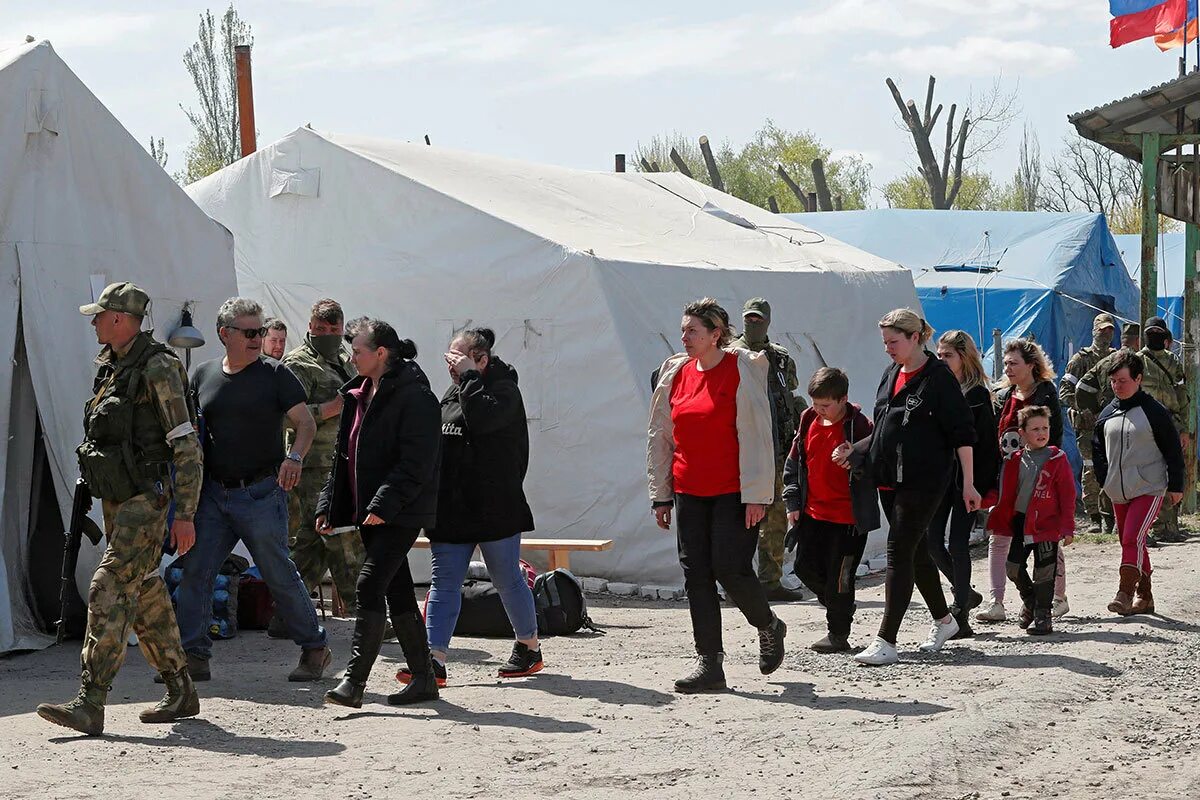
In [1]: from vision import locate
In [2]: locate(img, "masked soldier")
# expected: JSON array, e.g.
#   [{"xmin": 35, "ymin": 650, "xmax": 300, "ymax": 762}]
[
  {"xmin": 1060, "ymin": 313, "xmax": 1116, "ymax": 533},
  {"xmin": 1136, "ymin": 317, "xmax": 1190, "ymax": 542},
  {"xmin": 280, "ymin": 299, "xmax": 363, "ymax": 622},
  {"xmin": 731, "ymin": 299, "xmax": 807, "ymax": 601},
  {"xmin": 37, "ymin": 283, "xmax": 202, "ymax": 736}
]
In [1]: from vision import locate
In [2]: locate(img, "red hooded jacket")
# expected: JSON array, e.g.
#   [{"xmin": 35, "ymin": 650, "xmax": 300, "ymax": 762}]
[{"xmin": 985, "ymin": 446, "xmax": 1076, "ymax": 543}]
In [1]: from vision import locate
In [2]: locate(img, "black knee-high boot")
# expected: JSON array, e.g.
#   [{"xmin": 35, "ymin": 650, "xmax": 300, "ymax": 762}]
[
  {"xmin": 325, "ymin": 610, "xmax": 387, "ymax": 708},
  {"xmin": 388, "ymin": 611, "xmax": 439, "ymax": 705}
]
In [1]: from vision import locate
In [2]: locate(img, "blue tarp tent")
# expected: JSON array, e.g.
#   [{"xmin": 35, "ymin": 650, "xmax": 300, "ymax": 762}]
[
  {"xmin": 789, "ymin": 210, "xmax": 1140, "ymax": 376},
  {"xmin": 1113, "ymin": 233, "xmax": 1184, "ymax": 339}
]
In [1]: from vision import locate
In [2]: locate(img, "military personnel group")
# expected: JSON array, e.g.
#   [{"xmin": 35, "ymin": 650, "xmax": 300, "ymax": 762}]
[{"xmin": 34, "ymin": 284, "xmax": 1191, "ymax": 733}]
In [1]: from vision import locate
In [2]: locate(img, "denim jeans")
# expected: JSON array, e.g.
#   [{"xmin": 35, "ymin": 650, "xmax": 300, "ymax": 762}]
[
  {"xmin": 425, "ymin": 533, "xmax": 538, "ymax": 653},
  {"xmin": 177, "ymin": 477, "xmax": 326, "ymax": 659}
]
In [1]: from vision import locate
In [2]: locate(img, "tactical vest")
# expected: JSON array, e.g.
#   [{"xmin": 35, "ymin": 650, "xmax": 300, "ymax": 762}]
[
  {"xmin": 763, "ymin": 344, "xmax": 798, "ymax": 460},
  {"xmin": 77, "ymin": 333, "xmax": 177, "ymax": 502}
]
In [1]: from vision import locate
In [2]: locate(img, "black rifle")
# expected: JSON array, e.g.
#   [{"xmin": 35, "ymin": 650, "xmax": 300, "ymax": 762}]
[{"xmin": 56, "ymin": 479, "xmax": 103, "ymax": 644}]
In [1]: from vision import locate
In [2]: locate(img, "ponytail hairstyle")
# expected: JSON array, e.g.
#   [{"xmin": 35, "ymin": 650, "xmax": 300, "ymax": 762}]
[
  {"xmin": 1000, "ymin": 338, "xmax": 1055, "ymax": 387},
  {"xmin": 682, "ymin": 297, "xmax": 733, "ymax": 348},
  {"xmin": 878, "ymin": 307, "xmax": 933, "ymax": 347},
  {"xmin": 937, "ymin": 329, "xmax": 989, "ymax": 396},
  {"xmin": 452, "ymin": 327, "xmax": 496, "ymax": 358},
  {"xmin": 345, "ymin": 316, "xmax": 416, "ymax": 369}
]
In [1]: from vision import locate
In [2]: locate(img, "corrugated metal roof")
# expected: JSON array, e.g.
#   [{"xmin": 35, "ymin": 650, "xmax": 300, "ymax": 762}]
[{"xmin": 1069, "ymin": 69, "xmax": 1200, "ymax": 159}]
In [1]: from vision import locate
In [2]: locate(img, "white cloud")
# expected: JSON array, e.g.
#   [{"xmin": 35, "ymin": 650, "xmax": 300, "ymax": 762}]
[
  {"xmin": 2, "ymin": 12, "xmax": 161, "ymax": 50},
  {"xmin": 859, "ymin": 36, "xmax": 1077, "ymax": 76},
  {"xmin": 776, "ymin": 1, "xmax": 939, "ymax": 38}
]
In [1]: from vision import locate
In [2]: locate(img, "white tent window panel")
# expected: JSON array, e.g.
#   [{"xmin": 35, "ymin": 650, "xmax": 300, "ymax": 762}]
[
  {"xmin": 25, "ymin": 88, "xmax": 60, "ymax": 134},
  {"xmin": 269, "ymin": 167, "xmax": 320, "ymax": 199},
  {"xmin": 437, "ymin": 319, "xmax": 552, "ymax": 423}
]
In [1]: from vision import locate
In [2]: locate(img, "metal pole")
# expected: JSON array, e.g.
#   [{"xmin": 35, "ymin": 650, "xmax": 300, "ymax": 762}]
[
  {"xmin": 1141, "ymin": 132, "xmax": 1161, "ymax": 330},
  {"xmin": 614, "ymin": 153, "xmax": 625, "ymax": 173},
  {"xmin": 992, "ymin": 328, "xmax": 1003, "ymax": 381},
  {"xmin": 1185, "ymin": 223, "xmax": 1199, "ymax": 511}
]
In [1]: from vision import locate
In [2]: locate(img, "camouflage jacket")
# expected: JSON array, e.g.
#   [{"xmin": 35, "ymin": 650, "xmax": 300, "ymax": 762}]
[
  {"xmin": 1060, "ymin": 344, "xmax": 1112, "ymax": 432},
  {"xmin": 90, "ymin": 334, "xmax": 203, "ymax": 520},
  {"xmin": 1138, "ymin": 347, "xmax": 1187, "ymax": 430},
  {"xmin": 729, "ymin": 335, "xmax": 805, "ymax": 462},
  {"xmin": 282, "ymin": 337, "xmax": 356, "ymax": 455}
]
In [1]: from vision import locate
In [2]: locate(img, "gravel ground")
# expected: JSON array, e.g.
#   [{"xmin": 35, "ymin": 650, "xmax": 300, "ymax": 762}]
[{"xmin": 2, "ymin": 535, "xmax": 1199, "ymax": 799}]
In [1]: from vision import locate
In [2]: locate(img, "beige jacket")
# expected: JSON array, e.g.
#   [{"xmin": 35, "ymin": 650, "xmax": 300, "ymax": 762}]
[{"xmin": 646, "ymin": 347, "xmax": 775, "ymax": 505}]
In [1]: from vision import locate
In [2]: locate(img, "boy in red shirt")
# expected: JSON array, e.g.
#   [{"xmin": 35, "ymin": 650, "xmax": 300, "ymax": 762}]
[
  {"xmin": 986, "ymin": 406, "xmax": 1076, "ymax": 635},
  {"xmin": 782, "ymin": 368, "xmax": 880, "ymax": 653}
]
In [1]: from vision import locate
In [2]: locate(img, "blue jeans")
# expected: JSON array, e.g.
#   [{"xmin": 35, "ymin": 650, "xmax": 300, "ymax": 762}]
[
  {"xmin": 177, "ymin": 477, "xmax": 327, "ymax": 659},
  {"xmin": 425, "ymin": 534, "xmax": 538, "ymax": 653}
]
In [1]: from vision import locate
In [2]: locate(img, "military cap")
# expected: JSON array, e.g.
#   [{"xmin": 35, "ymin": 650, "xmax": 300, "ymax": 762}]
[
  {"xmin": 1092, "ymin": 313, "xmax": 1116, "ymax": 333},
  {"xmin": 80, "ymin": 282, "xmax": 151, "ymax": 317},
  {"xmin": 1145, "ymin": 316, "xmax": 1170, "ymax": 334},
  {"xmin": 742, "ymin": 298, "xmax": 771, "ymax": 322},
  {"xmin": 1121, "ymin": 322, "xmax": 1140, "ymax": 342}
]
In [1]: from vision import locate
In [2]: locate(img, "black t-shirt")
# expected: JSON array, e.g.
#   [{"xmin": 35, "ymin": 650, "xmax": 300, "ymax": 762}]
[{"xmin": 192, "ymin": 356, "xmax": 308, "ymax": 480}]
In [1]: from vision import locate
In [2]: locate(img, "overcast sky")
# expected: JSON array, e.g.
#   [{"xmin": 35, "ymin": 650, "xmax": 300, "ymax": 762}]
[{"xmin": 3, "ymin": 1, "xmax": 1195, "ymax": 196}]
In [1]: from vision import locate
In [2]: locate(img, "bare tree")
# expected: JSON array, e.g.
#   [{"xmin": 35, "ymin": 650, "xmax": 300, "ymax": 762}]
[
  {"xmin": 1012, "ymin": 125, "xmax": 1041, "ymax": 212},
  {"xmin": 1041, "ymin": 136, "xmax": 1140, "ymax": 215},
  {"xmin": 148, "ymin": 137, "xmax": 169, "ymax": 170},
  {"xmin": 886, "ymin": 75, "xmax": 1018, "ymax": 209},
  {"xmin": 178, "ymin": 5, "xmax": 252, "ymax": 184}
]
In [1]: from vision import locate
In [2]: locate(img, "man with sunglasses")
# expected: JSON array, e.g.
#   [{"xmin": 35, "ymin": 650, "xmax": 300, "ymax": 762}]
[{"xmin": 174, "ymin": 297, "xmax": 332, "ymax": 682}]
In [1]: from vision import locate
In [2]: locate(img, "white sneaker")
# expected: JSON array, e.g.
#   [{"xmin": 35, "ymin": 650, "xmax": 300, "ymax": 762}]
[
  {"xmin": 976, "ymin": 600, "xmax": 1007, "ymax": 622},
  {"xmin": 919, "ymin": 616, "xmax": 959, "ymax": 652},
  {"xmin": 853, "ymin": 637, "xmax": 899, "ymax": 666},
  {"xmin": 1052, "ymin": 596, "xmax": 1069, "ymax": 619}
]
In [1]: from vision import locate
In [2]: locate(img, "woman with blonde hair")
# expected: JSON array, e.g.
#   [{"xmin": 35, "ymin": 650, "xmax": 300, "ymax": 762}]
[
  {"xmin": 977, "ymin": 337, "xmax": 1069, "ymax": 624},
  {"xmin": 647, "ymin": 298, "xmax": 787, "ymax": 692},
  {"xmin": 926, "ymin": 330, "xmax": 999, "ymax": 638},
  {"xmin": 835, "ymin": 309, "xmax": 979, "ymax": 665}
]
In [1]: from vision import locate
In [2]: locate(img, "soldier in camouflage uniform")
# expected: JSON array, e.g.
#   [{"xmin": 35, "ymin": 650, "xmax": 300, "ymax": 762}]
[
  {"xmin": 37, "ymin": 283, "xmax": 202, "ymax": 736},
  {"xmin": 282, "ymin": 299, "xmax": 363, "ymax": 617},
  {"xmin": 1061, "ymin": 313, "xmax": 1116, "ymax": 533},
  {"xmin": 731, "ymin": 299, "xmax": 808, "ymax": 601},
  {"xmin": 1136, "ymin": 317, "xmax": 1190, "ymax": 542}
]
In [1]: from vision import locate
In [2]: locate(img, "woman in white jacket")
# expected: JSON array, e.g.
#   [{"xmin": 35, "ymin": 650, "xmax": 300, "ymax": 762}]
[{"xmin": 647, "ymin": 298, "xmax": 786, "ymax": 693}]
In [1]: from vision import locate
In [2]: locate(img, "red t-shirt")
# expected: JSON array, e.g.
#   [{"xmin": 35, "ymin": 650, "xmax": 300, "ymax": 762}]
[
  {"xmin": 893, "ymin": 363, "xmax": 925, "ymax": 396},
  {"xmin": 670, "ymin": 354, "xmax": 741, "ymax": 497},
  {"xmin": 805, "ymin": 417, "xmax": 854, "ymax": 524},
  {"xmin": 997, "ymin": 391, "xmax": 1028, "ymax": 459}
]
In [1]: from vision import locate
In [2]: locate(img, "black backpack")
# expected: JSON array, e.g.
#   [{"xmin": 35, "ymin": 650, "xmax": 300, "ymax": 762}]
[{"xmin": 533, "ymin": 569, "xmax": 602, "ymax": 635}]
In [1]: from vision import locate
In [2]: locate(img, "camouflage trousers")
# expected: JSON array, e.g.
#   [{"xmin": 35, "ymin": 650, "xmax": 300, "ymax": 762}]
[
  {"xmin": 1078, "ymin": 435, "xmax": 1113, "ymax": 523},
  {"xmin": 756, "ymin": 472, "xmax": 789, "ymax": 589},
  {"xmin": 81, "ymin": 492, "xmax": 186, "ymax": 690},
  {"xmin": 288, "ymin": 468, "xmax": 365, "ymax": 613}
]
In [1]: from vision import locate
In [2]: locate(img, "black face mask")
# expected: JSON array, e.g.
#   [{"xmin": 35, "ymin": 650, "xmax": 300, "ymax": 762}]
[
  {"xmin": 309, "ymin": 333, "xmax": 343, "ymax": 360},
  {"xmin": 1146, "ymin": 331, "xmax": 1170, "ymax": 351}
]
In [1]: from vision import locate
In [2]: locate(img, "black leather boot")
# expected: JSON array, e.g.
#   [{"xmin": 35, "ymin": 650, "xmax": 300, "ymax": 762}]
[
  {"xmin": 674, "ymin": 653, "xmax": 726, "ymax": 693},
  {"xmin": 387, "ymin": 611, "xmax": 439, "ymax": 705},
  {"xmin": 325, "ymin": 610, "xmax": 387, "ymax": 709}
]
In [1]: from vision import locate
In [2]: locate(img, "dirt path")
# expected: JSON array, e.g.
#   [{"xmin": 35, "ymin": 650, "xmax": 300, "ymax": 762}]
[{"xmin": 3, "ymin": 537, "xmax": 1199, "ymax": 799}]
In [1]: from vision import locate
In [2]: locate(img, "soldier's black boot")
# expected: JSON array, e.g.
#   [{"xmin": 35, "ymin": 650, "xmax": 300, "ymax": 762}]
[
  {"xmin": 387, "ymin": 611, "xmax": 439, "ymax": 705},
  {"xmin": 141, "ymin": 667, "xmax": 200, "ymax": 723},
  {"xmin": 37, "ymin": 679, "xmax": 107, "ymax": 736},
  {"xmin": 325, "ymin": 610, "xmax": 387, "ymax": 709},
  {"xmin": 674, "ymin": 653, "xmax": 726, "ymax": 693},
  {"xmin": 1027, "ymin": 581, "xmax": 1055, "ymax": 636}
]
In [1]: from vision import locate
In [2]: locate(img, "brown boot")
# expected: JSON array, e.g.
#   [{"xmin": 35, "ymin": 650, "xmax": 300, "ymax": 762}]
[
  {"xmin": 140, "ymin": 668, "xmax": 200, "ymax": 723},
  {"xmin": 1131, "ymin": 572, "xmax": 1155, "ymax": 615},
  {"xmin": 1107, "ymin": 565, "xmax": 1140, "ymax": 616},
  {"xmin": 36, "ymin": 681, "xmax": 107, "ymax": 736}
]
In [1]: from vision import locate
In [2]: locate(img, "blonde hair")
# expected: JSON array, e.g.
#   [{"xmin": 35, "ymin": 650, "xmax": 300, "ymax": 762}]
[
  {"xmin": 683, "ymin": 297, "xmax": 733, "ymax": 347},
  {"xmin": 937, "ymin": 330, "xmax": 989, "ymax": 396},
  {"xmin": 879, "ymin": 308, "xmax": 933, "ymax": 346},
  {"xmin": 1001, "ymin": 338, "xmax": 1055, "ymax": 386}
]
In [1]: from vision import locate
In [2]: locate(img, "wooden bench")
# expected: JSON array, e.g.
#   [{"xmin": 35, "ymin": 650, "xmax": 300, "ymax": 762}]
[{"xmin": 411, "ymin": 536, "xmax": 614, "ymax": 571}]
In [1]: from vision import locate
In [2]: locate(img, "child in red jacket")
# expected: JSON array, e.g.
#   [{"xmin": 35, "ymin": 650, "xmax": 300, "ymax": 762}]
[{"xmin": 986, "ymin": 406, "xmax": 1076, "ymax": 635}]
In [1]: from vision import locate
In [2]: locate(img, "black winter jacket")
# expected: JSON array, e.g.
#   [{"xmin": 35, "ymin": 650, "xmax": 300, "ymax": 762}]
[
  {"xmin": 782, "ymin": 404, "xmax": 880, "ymax": 534},
  {"xmin": 427, "ymin": 357, "xmax": 535, "ymax": 544},
  {"xmin": 858, "ymin": 354, "xmax": 977, "ymax": 492},
  {"xmin": 962, "ymin": 384, "xmax": 1000, "ymax": 495},
  {"xmin": 996, "ymin": 380, "xmax": 1063, "ymax": 449},
  {"xmin": 316, "ymin": 360, "xmax": 442, "ymax": 530}
]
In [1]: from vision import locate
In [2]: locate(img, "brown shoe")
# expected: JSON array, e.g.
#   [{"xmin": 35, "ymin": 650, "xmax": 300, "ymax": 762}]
[
  {"xmin": 288, "ymin": 646, "xmax": 333, "ymax": 681},
  {"xmin": 36, "ymin": 682, "xmax": 107, "ymax": 736},
  {"xmin": 1131, "ymin": 572, "xmax": 1155, "ymax": 615},
  {"xmin": 141, "ymin": 668, "xmax": 200, "ymax": 723},
  {"xmin": 1107, "ymin": 565, "xmax": 1140, "ymax": 616}
]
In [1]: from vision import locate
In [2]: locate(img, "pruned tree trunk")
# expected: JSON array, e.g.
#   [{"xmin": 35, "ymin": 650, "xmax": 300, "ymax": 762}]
[
  {"xmin": 767, "ymin": 196, "xmax": 779, "ymax": 213},
  {"xmin": 699, "ymin": 136, "xmax": 724, "ymax": 191},
  {"xmin": 776, "ymin": 164, "xmax": 806, "ymax": 207},
  {"xmin": 887, "ymin": 75, "xmax": 971, "ymax": 210},
  {"xmin": 811, "ymin": 159, "xmax": 833, "ymax": 211},
  {"xmin": 670, "ymin": 148, "xmax": 695, "ymax": 179}
]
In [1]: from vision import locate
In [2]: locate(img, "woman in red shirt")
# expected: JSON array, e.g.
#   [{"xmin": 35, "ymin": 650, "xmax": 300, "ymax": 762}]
[{"xmin": 647, "ymin": 298, "xmax": 784, "ymax": 694}]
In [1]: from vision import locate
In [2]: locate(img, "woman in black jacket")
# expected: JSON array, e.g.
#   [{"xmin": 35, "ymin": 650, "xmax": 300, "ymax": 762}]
[
  {"xmin": 397, "ymin": 328, "xmax": 541, "ymax": 687},
  {"xmin": 926, "ymin": 331, "xmax": 999, "ymax": 639},
  {"xmin": 319, "ymin": 318, "xmax": 443, "ymax": 709},
  {"xmin": 836, "ymin": 309, "xmax": 979, "ymax": 666}
]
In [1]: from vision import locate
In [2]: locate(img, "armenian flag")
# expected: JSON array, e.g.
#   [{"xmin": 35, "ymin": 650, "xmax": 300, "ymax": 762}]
[
  {"xmin": 1110, "ymin": 0, "xmax": 1188, "ymax": 48},
  {"xmin": 1155, "ymin": 0, "xmax": 1199, "ymax": 49}
]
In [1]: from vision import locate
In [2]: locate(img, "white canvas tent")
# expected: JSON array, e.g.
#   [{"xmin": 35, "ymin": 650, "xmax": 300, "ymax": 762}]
[
  {"xmin": 187, "ymin": 127, "xmax": 919, "ymax": 584},
  {"xmin": 0, "ymin": 40, "xmax": 237, "ymax": 654}
]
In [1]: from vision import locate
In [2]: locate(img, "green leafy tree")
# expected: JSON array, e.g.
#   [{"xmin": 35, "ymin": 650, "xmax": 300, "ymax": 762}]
[{"xmin": 883, "ymin": 171, "xmax": 999, "ymax": 210}]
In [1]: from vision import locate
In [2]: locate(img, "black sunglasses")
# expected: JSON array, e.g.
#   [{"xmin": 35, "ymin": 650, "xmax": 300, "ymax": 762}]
[{"xmin": 225, "ymin": 325, "xmax": 268, "ymax": 340}]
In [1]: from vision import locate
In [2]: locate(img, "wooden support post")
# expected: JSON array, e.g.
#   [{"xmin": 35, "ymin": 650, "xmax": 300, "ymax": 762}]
[
  {"xmin": 992, "ymin": 328, "xmax": 1003, "ymax": 380},
  {"xmin": 669, "ymin": 148, "xmax": 694, "ymax": 178},
  {"xmin": 1141, "ymin": 132, "xmax": 1161, "ymax": 330},
  {"xmin": 808, "ymin": 192, "xmax": 818, "ymax": 213},
  {"xmin": 699, "ymin": 135, "xmax": 724, "ymax": 191},
  {"xmin": 639, "ymin": 157, "xmax": 653, "ymax": 172},
  {"xmin": 811, "ymin": 159, "xmax": 833, "ymax": 211},
  {"xmin": 234, "ymin": 44, "xmax": 256, "ymax": 158},
  {"xmin": 835, "ymin": 195, "xmax": 844, "ymax": 211},
  {"xmin": 1186, "ymin": 222, "xmax": 1199, "ymax": 512},
  {"xmin": 650, "ymin": 161, "xmax": 662, "ymax": 172},
  {"xmin": 615, "ymin": 153, "xmax": 626, "ymax": 172},
  {"xmin": 424, "ymin": 134, "xmax": 431, "ymax": 145},
  {"xmin": 767, "ymin": 196, "xmax": 779, "ymax": 213}
]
